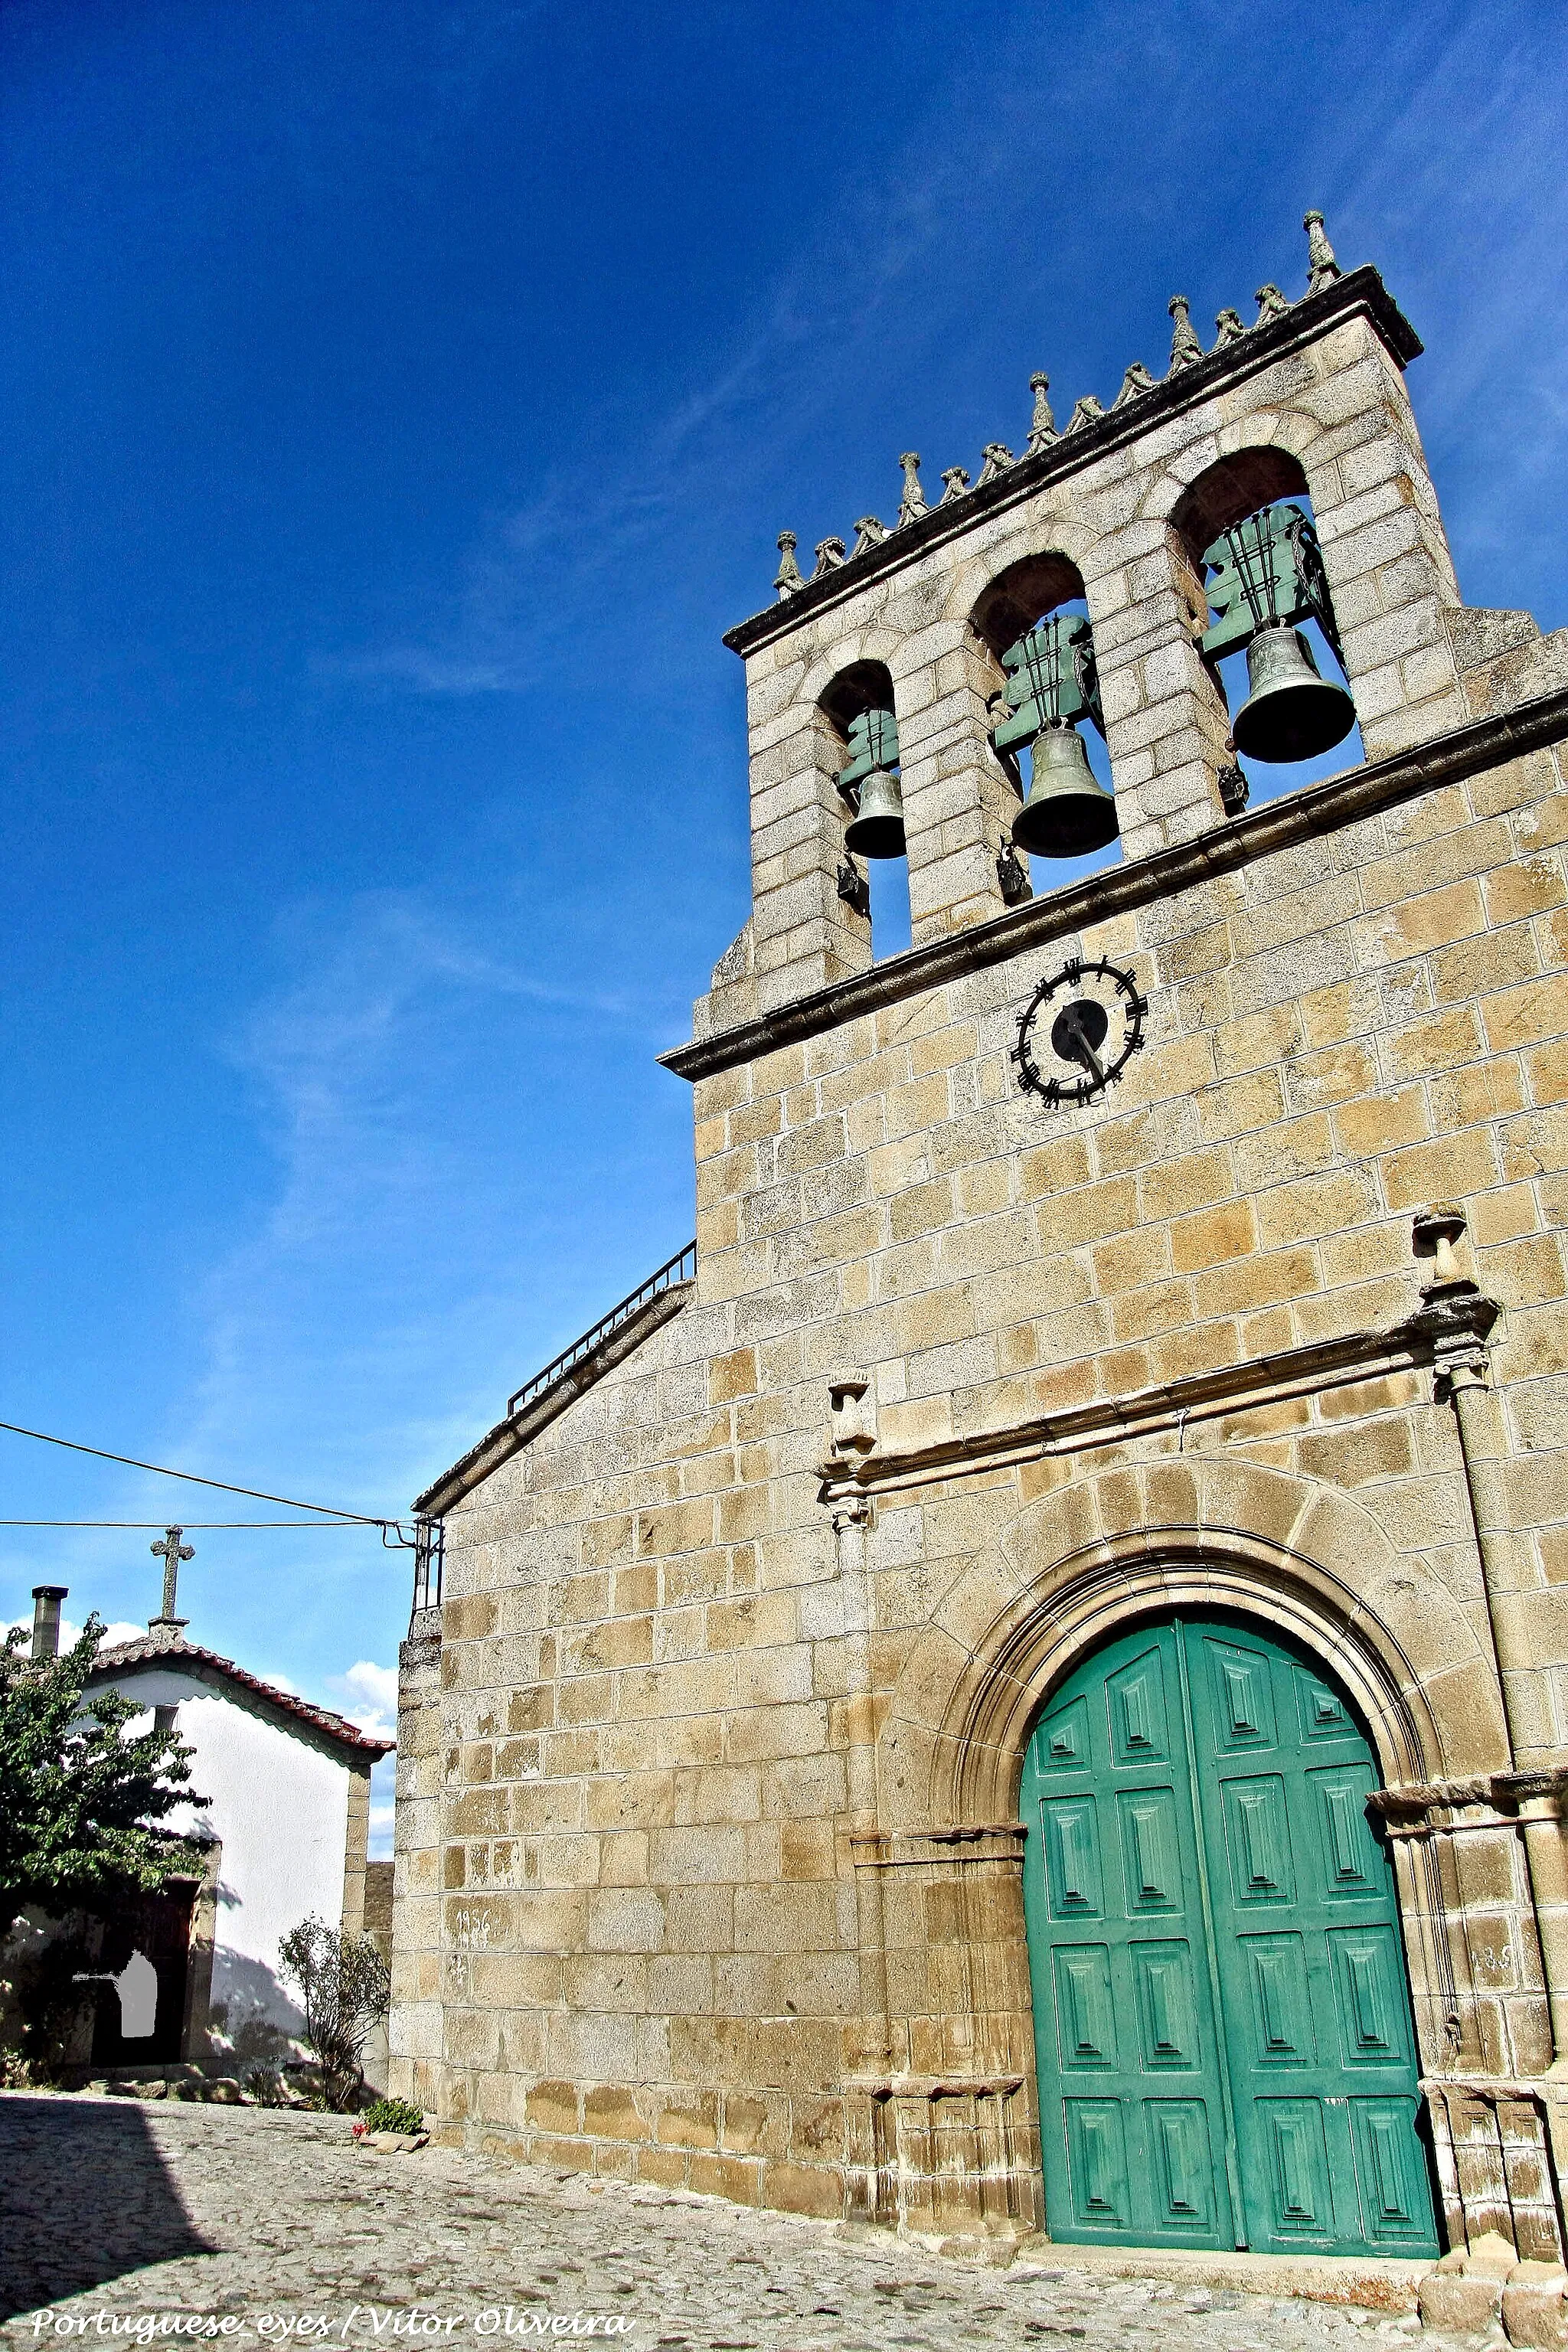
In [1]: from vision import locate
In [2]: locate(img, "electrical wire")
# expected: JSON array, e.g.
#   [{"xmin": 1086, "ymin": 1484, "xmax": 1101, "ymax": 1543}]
[
  {"xmin": 0, "ymin": 1416, "xmax": 390, "ymax": 1525},
  {"xmin": 0, "ymin": 1518, "xmax": 367, "ymax": 1530}
]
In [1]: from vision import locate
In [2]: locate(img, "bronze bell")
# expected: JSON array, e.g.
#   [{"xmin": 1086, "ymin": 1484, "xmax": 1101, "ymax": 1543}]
[
  {"xmin": 844, "ymin": 766, "xmax": 906, "ymax": 859},
  {"xmin": 1231, "ymin": 624, "xmax": 1356, "ymax": 763},
  {"xmin": 1011, "ymin": 724, "xmax": 1119, "ymax": 859}
]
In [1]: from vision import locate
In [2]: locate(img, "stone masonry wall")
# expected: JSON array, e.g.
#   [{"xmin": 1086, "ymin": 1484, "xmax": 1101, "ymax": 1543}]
[{"xmin": 392, "ymin": 724, "xmax": 1568, "ymax": 2224}]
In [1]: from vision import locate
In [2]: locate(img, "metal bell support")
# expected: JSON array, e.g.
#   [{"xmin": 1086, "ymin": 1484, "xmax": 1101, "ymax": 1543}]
[
  {"xmin": 1012, "ymin": 722, "xmax": 1119, "ymax": 858},
  {"xmin": 838, "ymin": 704, "xmax": 906, "ymax": 859},
  {"xmin": 1232, "ymin": 623, "xmax": 1355, "ymax": 764},
  {"xmin": 1204, "ymin": 506, "xmax": 1356, "ymax": 765},
  {"xmin": 1008, "ymin": 616, "xmax": 1119, "ymax": 860},
  {"xmin": 844, "ymin": 764, "xmax": 906, "ymax": 859}
]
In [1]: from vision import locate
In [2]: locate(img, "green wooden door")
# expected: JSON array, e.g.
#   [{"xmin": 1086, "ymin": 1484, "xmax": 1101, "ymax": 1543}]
[{"xmin": 1021, "ymin": 1613, "xmax": 1437, "ymax": 2254}]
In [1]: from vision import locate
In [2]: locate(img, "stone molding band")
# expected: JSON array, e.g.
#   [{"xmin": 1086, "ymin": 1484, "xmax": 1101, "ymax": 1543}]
[
  {"xmin": 1372, "ymin": 1770, "xmax": 1568, "ymax": 1832},
  {"xmin": 662, "ymin": 688, "xmax": 1568, "ymax": 1085},
  {"xmin": 848, "ymin": 1824, "xmax": 1027, "ymax": 1866},
  {"xmin": 847, "ymin": 2075, "xmax": 1026, "ymax": 2102},
  {"xmin": 817, "ymin": 1287, "xmax": 1501, "ymax": 1508}
]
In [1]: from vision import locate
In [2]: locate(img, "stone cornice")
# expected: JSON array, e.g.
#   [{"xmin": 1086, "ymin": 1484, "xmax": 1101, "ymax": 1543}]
[
  {"xmin": 815, "ymin": 1291, "xmax": 1501, "ymax": 1509},
  {"xmin": 722, "ymin": 266, "xmax": 1421, "ymax": 661},
  {"xmin": 662, "ymin": 688, "xmax": 1568, "ymax": 1085}
]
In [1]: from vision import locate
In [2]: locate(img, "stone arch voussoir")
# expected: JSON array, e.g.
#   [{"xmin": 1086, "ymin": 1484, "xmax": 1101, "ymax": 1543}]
[
  {"xmin": 799, "ymin": 630, "xmax": 903, "ymax": 709},
  {"xmin": 1140, "ymin": 409, "xmax": 1330, "ymax": 530},
  {"xmin": 940, "ymin": 512, "xmax": 1104, "ymax": 630},
  {"xmin": 876, "ymin": 1455, "xmax": 1504, "ymax": 1836}
]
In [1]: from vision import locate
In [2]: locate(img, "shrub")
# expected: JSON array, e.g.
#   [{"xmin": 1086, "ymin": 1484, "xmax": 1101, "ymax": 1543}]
[
  {"xmin": 361, "ymin": 2095, "xmax": 425, "ymax": 2135},
  {"xmin": 277, "ymin": 1916, "xmax": 390, "ymax": 2113}
]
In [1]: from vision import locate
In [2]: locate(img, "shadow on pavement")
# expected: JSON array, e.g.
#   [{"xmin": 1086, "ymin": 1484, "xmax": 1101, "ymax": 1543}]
[{"xmin": 0, "ymin": 2096, "xmax": 213, "ymax": 2321}]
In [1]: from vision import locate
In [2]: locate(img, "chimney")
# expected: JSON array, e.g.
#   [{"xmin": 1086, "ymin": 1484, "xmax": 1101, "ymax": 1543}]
[{"xmin": 31, "ymin": 1586, "xmax": 68, "ymax": 1662}]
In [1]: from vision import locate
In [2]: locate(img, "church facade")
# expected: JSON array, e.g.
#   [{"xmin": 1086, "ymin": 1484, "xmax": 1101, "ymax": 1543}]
[{"xmin": 391, "ymin": 217, "xmax": 1568, "ymax": 2266}]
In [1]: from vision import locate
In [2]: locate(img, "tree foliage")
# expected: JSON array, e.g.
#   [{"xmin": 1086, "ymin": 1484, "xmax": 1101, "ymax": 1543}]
[
  {"xmin": 278, "ymin": 1914, "xmax": 390, "ymax": 2111},
  {"xmin": 0, "ymin": 1615, "xmax": 202, "ymax": 1940}
]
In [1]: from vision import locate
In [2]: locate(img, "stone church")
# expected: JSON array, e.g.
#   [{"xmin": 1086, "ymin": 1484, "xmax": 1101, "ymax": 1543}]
[{"xmin": 391, "ymin": 214, "xmax": 1568, "ymax": 2269}]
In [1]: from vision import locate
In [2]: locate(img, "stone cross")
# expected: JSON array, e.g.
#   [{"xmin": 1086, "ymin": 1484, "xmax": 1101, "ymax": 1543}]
[{"xmin": 150, "ymin": 1527, "xmax": 193, "ymax": 1630}]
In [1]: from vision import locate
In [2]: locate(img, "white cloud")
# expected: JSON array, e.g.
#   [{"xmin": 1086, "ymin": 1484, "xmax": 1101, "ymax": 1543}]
[{"xmin": 326, "ymin": 1658, "xmax": 397, "ymax": 1739}]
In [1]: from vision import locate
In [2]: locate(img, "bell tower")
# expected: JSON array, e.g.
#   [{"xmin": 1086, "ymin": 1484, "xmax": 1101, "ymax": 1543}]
[{"xmin": 698, "ymin": 210, "xmax": 1466, "ymax": 1031}]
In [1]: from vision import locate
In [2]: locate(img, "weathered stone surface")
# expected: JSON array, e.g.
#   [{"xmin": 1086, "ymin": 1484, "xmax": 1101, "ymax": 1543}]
[
  {"xmin": 1418, "ymin": 2268, "xmax": 1503, "ymax": 2333},
  {"xmin": 1504, "ymin": 2262, "xmax": 1568, "ymax": 2347}
]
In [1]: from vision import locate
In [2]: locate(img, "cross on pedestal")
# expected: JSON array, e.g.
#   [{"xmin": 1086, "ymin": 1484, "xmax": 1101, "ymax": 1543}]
[{"xmin": 150, "ymin": 1527, "xmax": 193, "ymax": 1631}]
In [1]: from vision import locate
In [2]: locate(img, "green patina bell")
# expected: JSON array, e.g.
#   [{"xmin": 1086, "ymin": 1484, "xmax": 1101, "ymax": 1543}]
[
  {"xmin": 1231, "ymin": 623, "xmax": 1356, "ymax": 763},
  {"xmin": 844, "ymin": 765, "xmax": 906, "ymax": 858},
  {"xmin": 1011, "ymin": 723, "xmax": 1119, "ymax": 858}
]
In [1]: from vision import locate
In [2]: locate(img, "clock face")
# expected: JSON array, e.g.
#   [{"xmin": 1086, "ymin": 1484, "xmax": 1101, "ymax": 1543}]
[{"xmin": 1012, "ymin": 957, "xmax": 1148, "ymax": 1106}]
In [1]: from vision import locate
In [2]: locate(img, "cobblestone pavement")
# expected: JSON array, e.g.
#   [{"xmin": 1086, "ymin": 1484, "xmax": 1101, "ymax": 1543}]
[{"xmin": 0, "ymin": 2096, "xmax": 1448, "ymax": 2352}]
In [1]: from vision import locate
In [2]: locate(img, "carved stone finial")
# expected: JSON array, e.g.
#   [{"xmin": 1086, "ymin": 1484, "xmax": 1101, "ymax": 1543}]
[
  {"xmin": 1212, "ymin": 308, "xmax": 1248, "ymax": 349},
  {"xmin": 1412, "ymin": 1204, "xmax": 1472, "ymax": 1293},
  {"xmin": 1217, "ymin": 760, "xmax": 1249, "ymax": 816},
  {"xmin": 1026, "ymin": 372, "xmax": 1058, "ymax": 452},
  {"xmin": 849, "ymin": 515, "xmax": 887, "ymax": 560},
  {"xmin": 1168, "ymin": 295, "xmax": 1203, "ymax": 371},
  {"xmin": 1304, "ymin": 208, "xmax": 1341, "ymax": 295},
  {"xmin": 828, "ymin": 1373, "xmax": 876, "ymax": 1459},
  {"xmin": 895, "ymin": 451, "xmax": 929, "ymax": 528},
  {"xmin": 975, "ymin": 442, "xmax": 1014, "ymax": 487},
  {"xmin": 1255, "ymin": 282, "xmax": 1291, "ymax": 325},
  {"xmin": 939, "ymin": 465, "xmax": 971, "ymax": 505},
  {"xmin": 1065, "ymin": 394, "xmax": 1107, "ymax": 433},
  {"xmin": 774, "ymin": 530, "xmax": 805, "ymax": 599},
  {"xmin": 1112, "ymin": 360, "xmax": 1158, "ymax": 409},
  {"xmin": 812, "ymin": 536, "xmax": 847, "ymax": 580}
]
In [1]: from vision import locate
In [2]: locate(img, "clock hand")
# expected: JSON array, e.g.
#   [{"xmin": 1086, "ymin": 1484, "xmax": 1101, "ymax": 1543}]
[{"xmin": 1060, "ymin": 1004, "xmax": 1105, "ymax": 1084}]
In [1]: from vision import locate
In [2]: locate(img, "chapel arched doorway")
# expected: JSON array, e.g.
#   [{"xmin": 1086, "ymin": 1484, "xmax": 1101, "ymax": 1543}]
[{"xmin": 1021, "ymin": 1610, "xmax": 1439, "ymax": 2256}]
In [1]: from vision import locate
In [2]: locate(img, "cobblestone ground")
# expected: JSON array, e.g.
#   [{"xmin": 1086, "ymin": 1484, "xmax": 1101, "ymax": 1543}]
[{"xmin": 0, "ymin": 2096, "xmax": 1447, "ymax": 2352}]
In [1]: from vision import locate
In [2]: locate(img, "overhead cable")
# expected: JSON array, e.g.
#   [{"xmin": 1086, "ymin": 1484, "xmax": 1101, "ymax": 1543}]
[{"xmin": 0, "ymin": 1416, "xmax": 390, "ymax": 1525}]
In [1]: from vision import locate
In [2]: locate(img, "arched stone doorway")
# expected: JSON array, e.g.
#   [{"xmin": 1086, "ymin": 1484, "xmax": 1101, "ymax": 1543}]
[
  {"xmin": 859, "ymin": 1458, "xmax": 1531, "ymax": 2249},
  {"xmin": 1021, "ymin": 1606, "xmax": 1439, "ymax": 2255}
]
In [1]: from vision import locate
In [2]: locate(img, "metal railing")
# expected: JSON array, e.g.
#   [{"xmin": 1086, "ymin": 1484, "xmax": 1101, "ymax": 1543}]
[
  {"xmin": 410, "ymin": 1517, "xmax": 445, "ymax": 1621},
  {"xmin": 507, "ymin": 1241, "xmax": 697, "ymax": 1418}
]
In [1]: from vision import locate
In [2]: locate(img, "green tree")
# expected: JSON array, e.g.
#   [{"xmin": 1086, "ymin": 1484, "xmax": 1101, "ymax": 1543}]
[{"xmin": 0, "ymin": 1615, "xmax": 202, "ymax": 1939}]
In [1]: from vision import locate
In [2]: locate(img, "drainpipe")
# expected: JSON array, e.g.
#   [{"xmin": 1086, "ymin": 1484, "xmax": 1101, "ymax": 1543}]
[
  {"xmin": 826, "ymin": 1375, "xmax": 894, "ymax": 2222},
  {"xmin": 1411, "ymin": 1211, "xmax": 1568, "ymax": 2087},
  {"xmin": 30, "ymin": 1586, "xmax": 68, "ymax": 1662}
]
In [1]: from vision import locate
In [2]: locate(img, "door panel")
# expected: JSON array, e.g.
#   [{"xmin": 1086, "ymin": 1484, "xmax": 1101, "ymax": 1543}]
[
  {"xmin": 1023, "ymin": 1622, "xmax": 1237, "ymax": 2249},
  {"xmin": 1022, "ymin": 1611, "xmax": 1439, "ymax": 2256},
  {"xmin": 1117, "ymin": 1788, "xmax": 1183, "ymax": 1912},
  {"xmin": 1254, "ymin": 2098, "xmax": 1337, "ymax": 2238},
  {"xmin": 1145, "ymin": 2099, "xmax": 1217, "ymax": 2229},
  {"xmin": 1054, "ymin": 1945, "xmax": 1117, "ymax": 2069},
  {"xmin": 1237, "ymin": 1932, "xmax": 1315, "ymax": 2066}
]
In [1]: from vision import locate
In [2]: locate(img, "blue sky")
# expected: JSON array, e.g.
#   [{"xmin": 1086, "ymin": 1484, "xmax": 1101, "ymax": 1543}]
[{"xmin": 2, "ymin": 1, "xmax": 1565, "ymax": 1851}]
